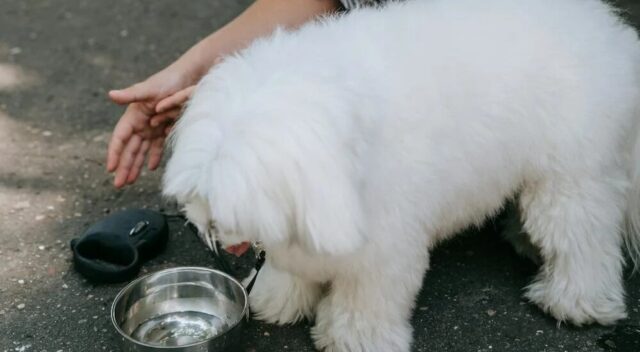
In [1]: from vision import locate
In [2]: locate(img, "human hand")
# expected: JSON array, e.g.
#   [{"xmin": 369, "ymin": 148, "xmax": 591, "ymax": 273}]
[
  {"xmin": 107, "ymin": 67, "xmax": 193, "ymax": 187},
  {"xmin": 108, "ymin": 68, "xmax": 186, "ymax": 106},
  {"xmin": 107, "ymin": 102, "xmax": 181, "ymax": 188},
  {"xmin": 151, "ymin": 85, "xmax": 196, "ymax": 127}
]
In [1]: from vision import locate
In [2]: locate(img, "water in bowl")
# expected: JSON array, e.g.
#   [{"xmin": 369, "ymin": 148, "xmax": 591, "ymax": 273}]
[{"xmin": 131, "ymin": 311, "xmax": 231, "ymax": 347}]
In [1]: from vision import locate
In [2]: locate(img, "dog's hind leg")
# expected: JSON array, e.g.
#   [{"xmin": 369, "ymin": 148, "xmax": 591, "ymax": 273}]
[{"xmin": 520, "ymin": 171, "xmax": 628, "ymax": 325}]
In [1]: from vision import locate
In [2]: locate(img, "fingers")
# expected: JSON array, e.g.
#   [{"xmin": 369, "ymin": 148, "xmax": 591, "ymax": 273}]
[
  {"xmin": 155, "ymin": 85, "xmax": 196, "ymax": 113},
  {"xmin": 106, "ymin": 103, "xmax": 154, "ymax": 172},
  {"xmin": 126, "ymin": 140, "xmax": 150, "ymax": 185},
  {"xmin": 113, "ymin": 134, "xmax": 142, "ymax": 188},
  {"xmin": 147, "ymin": 137, "xmax": 165, "ymax": 170},
  {"xmin": 108, "ymin": 81, "xmax": 156, "ymax": 105},
  {"xmin": 150, "ymin": 107, "xmax": 182, "ymax": 127},
  {"xmin": 106, "ymin": 120, "xmax": 133, "ymax": 172},
  {"xmin": 107, "ymin": 92, "xmax": 176, "ymax": 187}
]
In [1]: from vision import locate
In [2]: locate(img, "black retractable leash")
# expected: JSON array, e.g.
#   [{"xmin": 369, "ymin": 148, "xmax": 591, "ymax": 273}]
[
  {"xmin": 70, "ymin": 209, "xmax": 169, "ymax": 283},
  {"xmin": 70, "ymin": 209, "xmax": 266, "ymax": 288}
]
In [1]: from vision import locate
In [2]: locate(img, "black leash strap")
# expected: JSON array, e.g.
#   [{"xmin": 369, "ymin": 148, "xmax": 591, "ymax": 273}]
[{"xmin": 245, "ymin": 246, "xmax": 266, "ymax": 294}]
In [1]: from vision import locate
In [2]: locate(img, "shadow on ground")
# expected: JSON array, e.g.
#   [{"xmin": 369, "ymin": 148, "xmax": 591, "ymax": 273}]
[{"xmin": 1, "ymin": 1, "xmax": 639, "ymax": 351}]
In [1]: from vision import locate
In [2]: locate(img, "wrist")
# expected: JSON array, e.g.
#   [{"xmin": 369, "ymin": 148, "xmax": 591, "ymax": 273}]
[
  {"xmin": 168, "ymin": 33, "xmax": 226, "ymax": 85},
  {"xmin": 164, "ymin": 59, "xmax": 201, "ymax": 87}
]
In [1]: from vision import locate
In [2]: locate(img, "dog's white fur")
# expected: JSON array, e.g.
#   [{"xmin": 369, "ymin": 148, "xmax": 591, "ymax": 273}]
[{"xmin": 163, "ymin": 0, "xmax": 640, "ymax": 350}]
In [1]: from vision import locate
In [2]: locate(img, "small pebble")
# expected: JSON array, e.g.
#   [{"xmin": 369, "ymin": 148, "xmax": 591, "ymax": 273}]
[
  {"xmin": 17, "ymin": 280, "xmax": 24, "ymax": 284},
  {"xmin": 62, "ymin": 284, "xmax": 68, "ymax": 289},
  {"xmin": 42, "ymin": 130, "xmax": 52, "ymax": 137},
  {"xmin": 263, "ymin": 332, "xmax": 270, "ymax": 337},
  {"xmin": 38, "ymin": 245, "xmax": 45, "ymax": 251},
  {"xmin": 486, "ymin": 309, "xmax": 496, "ymax": 317},
  {"xmin": 16, "ymin": 303, "xmax": 25, "ymax": 310},
  {"xmin": 35, "ymin": 215, "xmax": 45, "ymax": 221}
]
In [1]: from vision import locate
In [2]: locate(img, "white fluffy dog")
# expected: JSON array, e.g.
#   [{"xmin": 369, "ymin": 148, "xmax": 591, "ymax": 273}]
[{"xmin": 163, "ymin": 0, "xmax": 640, "ymax": 350}]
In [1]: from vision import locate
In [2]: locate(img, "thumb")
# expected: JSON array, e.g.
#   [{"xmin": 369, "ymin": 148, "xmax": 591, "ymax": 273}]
[{"xmin": 108, "ymin": 81, "xmax": 157, "ymax": 105}]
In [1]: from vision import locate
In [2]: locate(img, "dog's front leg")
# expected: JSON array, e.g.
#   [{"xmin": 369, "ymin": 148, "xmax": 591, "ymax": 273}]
[
  {"xmin": 249, "ymin": 259, "xmax": 323, "ymax": 324},
  {"xmin": 311, "ymin": 242, "xmax": 429, "ymax": 352}
]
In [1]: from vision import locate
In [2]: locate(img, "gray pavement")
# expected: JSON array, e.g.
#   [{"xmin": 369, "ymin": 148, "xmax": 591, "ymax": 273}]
[{"xmin": 1, "ymin": 0, "xmax": 640, "ymax": 351}]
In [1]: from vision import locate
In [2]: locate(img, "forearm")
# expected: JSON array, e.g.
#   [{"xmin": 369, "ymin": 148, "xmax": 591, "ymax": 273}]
[{"xmin": 171, "ymin": 0, "xmax": 341, "ymax": 84}]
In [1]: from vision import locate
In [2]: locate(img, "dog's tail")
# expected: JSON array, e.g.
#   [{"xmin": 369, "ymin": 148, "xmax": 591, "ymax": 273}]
[{"xmin": 625, "ymin": 107, "xmax": 640, "ymax": 271}]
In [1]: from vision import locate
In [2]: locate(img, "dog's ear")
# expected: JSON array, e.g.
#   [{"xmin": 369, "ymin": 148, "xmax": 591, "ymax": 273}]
[
  {"xmin": 199, "ymin": 134, "xmax": 365, "ymax": 256},
  {"xmin": 229, "ymin": 121, "xmax": 366, "ymax": 256},
  {"xmin": 294, "ymin": 164, "xmax": 366, "ymax": 256},
  {"xmin": 202, "ymin": 153, "xmax": 290, "ymax": 247},
  {"xmin": 195, "ymin": 143, "xmax": 366, "ymax": 255}
]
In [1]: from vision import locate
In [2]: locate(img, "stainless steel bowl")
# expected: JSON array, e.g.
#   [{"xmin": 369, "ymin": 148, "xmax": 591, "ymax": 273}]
[{"xmin": 111, "ymin": 267, "xmax": 248, "ymax": 351}]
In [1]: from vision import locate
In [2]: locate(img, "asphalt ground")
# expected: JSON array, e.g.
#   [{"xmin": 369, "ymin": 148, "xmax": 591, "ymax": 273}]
[{"xmin": 1, "ymin": 1, "xmax": 640, "ymax": 351}]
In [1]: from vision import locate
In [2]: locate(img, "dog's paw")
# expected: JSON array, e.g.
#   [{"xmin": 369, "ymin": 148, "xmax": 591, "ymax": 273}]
[
  {"xmin": 311, "ymin": 298, "xmax": 412, "ymax": 352},
  {"xmin": 248, "ymin": 264, "xmax": 321, "ymax": 325},
  {"xmin": 525, "ymin": 277, "xmax": 627, "ymax": 326}
]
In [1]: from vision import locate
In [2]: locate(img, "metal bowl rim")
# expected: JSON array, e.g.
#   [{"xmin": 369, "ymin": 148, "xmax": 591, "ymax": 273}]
[{"xmin": 110, "ymin": 266, "xmax": 248, "ymax": 350}]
